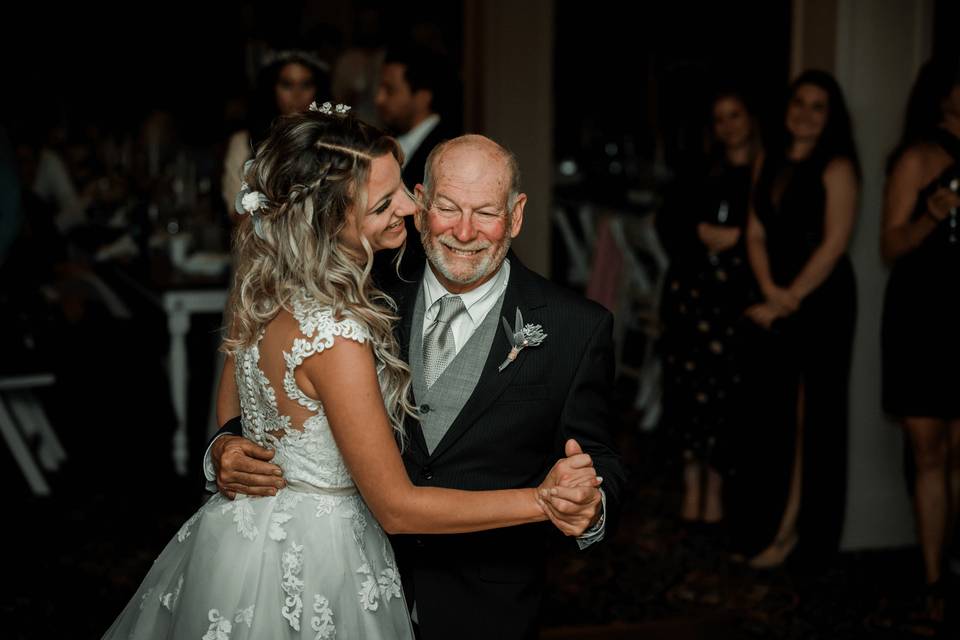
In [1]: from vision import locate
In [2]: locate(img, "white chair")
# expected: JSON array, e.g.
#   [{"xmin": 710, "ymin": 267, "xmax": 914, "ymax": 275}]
[{"xmin": 0, "ymin": 373, "xmax": 65, "ymax": 495}]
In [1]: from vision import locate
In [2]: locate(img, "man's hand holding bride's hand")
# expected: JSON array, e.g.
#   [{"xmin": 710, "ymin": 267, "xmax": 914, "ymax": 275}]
[
  {"xmin": 536, "ymin": 439, "xmax": 603, "ymax": 537},
  {"xmin": 212, "ymin": 435, "xmax": 286, "ymax": 500}
]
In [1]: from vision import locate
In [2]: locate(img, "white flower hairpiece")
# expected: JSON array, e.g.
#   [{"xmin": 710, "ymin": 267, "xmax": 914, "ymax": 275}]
[
  {"xmin": 498, "ymin": 308, "xmax": 547, "ymax": 372},
  {"xmin": 234, "ymin": 160, "xmax": 268, "ymax": 240},
  {"xmin": 240, "ymin": 189, "xmax": 269, "ymax": 214},
  {"xmin": 309, "ymin": 101, "xmax": 352, "ymax": 115}
]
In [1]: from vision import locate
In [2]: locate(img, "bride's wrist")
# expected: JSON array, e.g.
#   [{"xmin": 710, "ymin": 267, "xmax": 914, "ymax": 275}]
[{"xmin": 532, "ymin": 487, "xmax": 548, "ymax": 521}]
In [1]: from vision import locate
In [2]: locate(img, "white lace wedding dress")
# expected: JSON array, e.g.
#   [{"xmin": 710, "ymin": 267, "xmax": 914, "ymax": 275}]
[{"xmin": 104, "ymin": 294, "xmax": 414, "ymax": 639}]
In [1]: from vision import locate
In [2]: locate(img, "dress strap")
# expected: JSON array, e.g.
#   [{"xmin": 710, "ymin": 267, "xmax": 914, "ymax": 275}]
[{"xmin": 283, "ymin": 294, "xmax": 371, "ymax": 411}]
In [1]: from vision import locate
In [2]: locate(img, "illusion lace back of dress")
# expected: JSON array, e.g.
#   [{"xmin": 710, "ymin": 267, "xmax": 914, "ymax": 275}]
[
  {"xmin": 101, "ymin": 292, "xmax": 414, "ymax": 640},
  {"xmin": 234, "ymin": 293, "xmax": 376, "ymax": 492}
]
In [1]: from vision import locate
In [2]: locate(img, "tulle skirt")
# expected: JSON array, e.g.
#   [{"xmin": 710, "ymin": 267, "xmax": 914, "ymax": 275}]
[{"xmin": 103, "ymin": 487, "xmax": 414, "ymax": 639}]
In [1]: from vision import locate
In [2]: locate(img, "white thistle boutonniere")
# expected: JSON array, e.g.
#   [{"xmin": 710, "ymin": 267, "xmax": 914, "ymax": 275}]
[{"xmin": 498, "ymin": 308, "xmax": 547, "ymax": 372}]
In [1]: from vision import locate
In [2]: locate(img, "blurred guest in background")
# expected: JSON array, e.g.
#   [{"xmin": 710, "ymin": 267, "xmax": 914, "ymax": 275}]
[
  {"xmin": 221, "ymin": 50, "xmax": 332, "ymax": 214},
  {"xmin": 743, "ymin": 70, "xmax": 859, "ymax": 568},
  {"xmin": 881, "ymin": 55, "xmax": 960, "ymax": 620},
  {"xmin": 656, "ymin": 89, "xmax": 760, "ymax": 526},
  {"xmin": 372, "ymin": 43, "xmax": 460, "ymax": 284},
  {"xmin": 0, "ymin": 126, "xmax": 23, "ymax": 268}
]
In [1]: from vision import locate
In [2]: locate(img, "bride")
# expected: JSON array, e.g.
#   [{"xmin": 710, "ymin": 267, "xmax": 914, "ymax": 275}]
[{"xmin": 103, "ymin": 104, "xmax": 600, "ymax": 639}]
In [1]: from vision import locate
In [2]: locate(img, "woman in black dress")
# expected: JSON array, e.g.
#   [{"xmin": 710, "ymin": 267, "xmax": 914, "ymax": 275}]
[
  {"xmin": 743, "ymin": 71, "xmax": 859, "ymax": 568},
  {"xmin": 881, "ymin": 57, "xmax": 960, "ymax": 610},
  {"xmin": 658, "ymin": 91, "xmax": 760, "ymax": 524}
]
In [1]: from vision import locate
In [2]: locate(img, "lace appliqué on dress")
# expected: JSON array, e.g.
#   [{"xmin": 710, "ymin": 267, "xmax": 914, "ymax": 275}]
[
  {"xmin": 175, "ymin": 510, "xmax": 202, "ymax": 542},
  {"xmin": 378, "ymin": 542, "xmax": 403, "ymax": 603},
  {"xmin": 159, "ymin": 574, "xmax": 183, "ymax": 611},
  {"xmin": 356, "ymin": 553, "xmax": 402, "ymax": 614},
  {"xmin": 311, "ymin": 595, "xmax": 336, "ymax": 639},
  {"xmin": 341, "ymin": 496, "xmax": 369, "ymax": 550},
  {"xmin": 220, "ymin": 495, "xmax": 259, "ymax": 541},
  {"xmin": 282, "ymin": 297, "xmax": 368, "ymax": 413},
  {"xmin": 357, "ymin": 564, "xmax": 380, "ymax": 612},
  {"xmin": 236, "ymin": 342, "xmax": 292, "ymax": 447},
  {"xmin": 201, "ymin": 605, "xmax": 254, "ymax": 640},
  {"xmin": 203, "ymin": 609, "xmax": 233, "ymax": 640},
  {"xmin": 234, "ymin": 605, "xmax": 255, "ymax": 628},
  {"xmin": 281, "ymin": 541, "xmax": 305, "ymax": 630}
]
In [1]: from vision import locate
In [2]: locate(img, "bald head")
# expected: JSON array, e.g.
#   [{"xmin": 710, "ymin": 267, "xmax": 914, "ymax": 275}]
[{"xmin": 422, "ymin": 134, "xmax": 521, "ymax": 209}]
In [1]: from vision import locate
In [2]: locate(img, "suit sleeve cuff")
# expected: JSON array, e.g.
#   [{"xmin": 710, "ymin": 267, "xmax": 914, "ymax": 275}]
[
  {"xmin": 576, "ymin": 488, "xmax": 607, "ymax": 550},
  {"xmin": 203, "ymin": 434, "xmax": 231, "ymax": 491}
]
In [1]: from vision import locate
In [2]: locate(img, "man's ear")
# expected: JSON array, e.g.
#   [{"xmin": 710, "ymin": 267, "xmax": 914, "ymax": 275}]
[
  {"xmin": 413, "ymin": 184, "xmax": 427, "ymax": 232},
  {"xmin": 509, "ymin": 193, "xmax": 527, "ymax": 239}
]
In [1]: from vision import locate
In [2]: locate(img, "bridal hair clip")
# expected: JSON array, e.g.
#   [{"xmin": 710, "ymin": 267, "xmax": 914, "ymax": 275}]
[
  {"xmin": 235, "ymin": 160, "xmax": 268, "ymax": 240},
  {"xmin": 498, "ymin": 308, "xmax": 547, "ymax": 372},
  {"xmin": 240, "ymin": 189, "xmax": 269, "ymax": 214},
  {"xmin": 309, "ymin": 101, "xmax": 352, "ymax": 115}
]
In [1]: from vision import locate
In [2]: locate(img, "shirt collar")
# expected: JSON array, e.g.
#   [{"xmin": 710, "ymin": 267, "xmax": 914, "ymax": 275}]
[
  {"xmin": 422, "ymin": 258, "xmax": 511, "ymax": 324},
  {"xmin": 397, "ymin": 114, "xmax": 441, "ymax": 168}
]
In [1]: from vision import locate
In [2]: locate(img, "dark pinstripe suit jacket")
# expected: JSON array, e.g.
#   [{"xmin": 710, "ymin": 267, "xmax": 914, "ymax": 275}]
[{"xmin": 390, "ymin": 255, "xmax": 625, "ymax": 640}]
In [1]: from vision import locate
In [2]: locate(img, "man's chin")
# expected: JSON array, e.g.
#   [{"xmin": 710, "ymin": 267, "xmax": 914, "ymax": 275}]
[{"xmin": 437, "ymin": 263, "xmax": 484, "ymax": 286}]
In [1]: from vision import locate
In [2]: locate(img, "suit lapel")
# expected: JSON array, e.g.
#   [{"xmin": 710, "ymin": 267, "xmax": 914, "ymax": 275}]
[
  {"xmin": 392, "ymin": 275, "xmax": 421, "ymax": 365},
  {"xmin": 392, "ymin": 274, "xmax": 430, "ymax": 458},
  {"xmin": 428, "ymin": 256, "xmax": 546, "ymax": 461}
]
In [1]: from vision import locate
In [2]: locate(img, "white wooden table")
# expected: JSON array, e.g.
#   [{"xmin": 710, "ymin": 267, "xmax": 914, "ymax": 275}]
[{"xmin": 162, "ymin": 288, "xmax": 229, "ymax": 475}]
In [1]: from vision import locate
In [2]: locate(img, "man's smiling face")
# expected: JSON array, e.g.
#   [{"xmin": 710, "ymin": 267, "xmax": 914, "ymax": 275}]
[{"xmin": 415, "ymin": 139, "xmax": 525, "ymax": 294}]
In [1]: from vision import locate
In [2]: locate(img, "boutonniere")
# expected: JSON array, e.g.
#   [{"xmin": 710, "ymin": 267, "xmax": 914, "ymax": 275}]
[{"xmin": 498, "ymin": 308, "xmax": 547, "ymax": 372}]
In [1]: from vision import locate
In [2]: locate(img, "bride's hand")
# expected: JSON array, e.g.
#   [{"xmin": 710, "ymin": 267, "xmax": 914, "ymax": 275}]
[{"xmin": 536, "ymin": 439, "xmax": 603, "ymax": 536}]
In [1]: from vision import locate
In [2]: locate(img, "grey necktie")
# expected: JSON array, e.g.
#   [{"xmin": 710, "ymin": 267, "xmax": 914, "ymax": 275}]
[{"xmin": 423, "ymin": 295, "xmax": 466, "ymax": 388}]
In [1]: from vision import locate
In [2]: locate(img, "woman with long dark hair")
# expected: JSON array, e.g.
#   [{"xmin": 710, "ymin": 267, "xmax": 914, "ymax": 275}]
[
  {"xmin": 881, "ymin": 56, "xmax": 960, "ymax": 618},
  {"xmin": 743, "ymin": 70, "xmax": 859, "ymax": 568},
  {"xmin": 657, "ymin": 89, "xmax": 761, "ymax": 526},
  {"xmin": 221, "ymin": 51, "xmax": 332, "ymax": 213}
]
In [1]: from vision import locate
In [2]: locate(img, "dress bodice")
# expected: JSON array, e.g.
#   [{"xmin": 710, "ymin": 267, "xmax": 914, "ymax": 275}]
[
  {"xmin": 234, "ymin": 293, "xmax": 379, "ymax": 492},
  {"xmin": 754, "ymin": 156, "xmax": 830, "ymax": 284},
  {"xmin": 906, "ymin": 129, "xmax": 960, "ymax": 256},
  {"xmin": 699, "ymin": 162, "xmax": 752, "ymax": 229}
]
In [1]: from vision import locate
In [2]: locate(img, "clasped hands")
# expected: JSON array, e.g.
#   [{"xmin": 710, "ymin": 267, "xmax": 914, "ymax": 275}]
[
  {"xmin": 537, "ymin": 438, "xmax": 604, "ymax": 537},
  {"xmin": 745, "ymin": 285, "xmax": 800, "ymax": 330},
  {"xmin": 212, "ymin": 435, "xmax": 603, "ymax": 538}
]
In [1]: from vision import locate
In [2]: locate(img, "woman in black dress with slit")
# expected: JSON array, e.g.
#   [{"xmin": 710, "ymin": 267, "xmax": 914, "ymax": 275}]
[
  {"xmin": 881, "ymin": 56, "xmax": 960, "ymax": 616},
  {"xmin": 743, "ymin": 70, "xmax": 859, "ymax": 568}
]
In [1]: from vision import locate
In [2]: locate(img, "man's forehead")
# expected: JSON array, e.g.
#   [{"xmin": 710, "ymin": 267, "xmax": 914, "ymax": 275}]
[
  {"xmin": 433, "ymin": 159, "xmax": 509, "ymax": 205},
  {"xmin": 382, "ymin": 63, "xmax": 407, "ymax": 85},
  {"xmin": 435, "ymin": 144, "xmax": 508, "ymax": 181}
]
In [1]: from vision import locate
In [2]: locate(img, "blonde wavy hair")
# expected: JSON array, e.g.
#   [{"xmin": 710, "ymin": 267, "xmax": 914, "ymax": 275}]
[{"xmin": 222, "ymin": 110, "xmax": 414, "ymax": 437}]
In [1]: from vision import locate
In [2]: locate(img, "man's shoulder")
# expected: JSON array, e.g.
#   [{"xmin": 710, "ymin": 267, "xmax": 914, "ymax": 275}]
[{"xmin": 511, "ymin": 260, "xmax": 610, "ymax": 325}]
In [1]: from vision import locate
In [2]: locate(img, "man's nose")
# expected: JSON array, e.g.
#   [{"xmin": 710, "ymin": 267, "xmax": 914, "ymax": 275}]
[{"xmin": 453, "ymin": 212, "xmax": 477, "ymax": 241}]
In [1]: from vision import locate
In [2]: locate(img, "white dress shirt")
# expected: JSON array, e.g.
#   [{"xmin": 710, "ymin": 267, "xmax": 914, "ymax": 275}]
[
  {"xmin": 396, "ymin": 114, "xmax": 440, "ymax": 169},
  {"xmin": 420, "ymin": 258, "xmax": 510, "ymax": 350}
]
